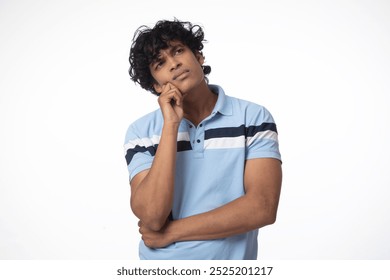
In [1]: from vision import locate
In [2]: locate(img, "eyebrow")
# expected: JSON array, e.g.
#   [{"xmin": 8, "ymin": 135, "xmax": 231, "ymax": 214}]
[
  {"xmin": 169, "ymin": 43, "xmax": 184, "ymax": 53},
  {"xmin": 150, "ymin": 42, "xmax": 185, "ymax": 66},
  {"xmin": 150, "ymin": 53, "xmax": 163, "ymax": 66}
]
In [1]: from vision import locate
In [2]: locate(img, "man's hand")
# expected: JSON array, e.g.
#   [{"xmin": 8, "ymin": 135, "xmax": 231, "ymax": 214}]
[
  {"xmin": 138, "ymin": 220, "xmax": 175, "ymax": 248},
  {"xmin": 158, "ymin": 83, "xmax": 184, "ymax": 124}
]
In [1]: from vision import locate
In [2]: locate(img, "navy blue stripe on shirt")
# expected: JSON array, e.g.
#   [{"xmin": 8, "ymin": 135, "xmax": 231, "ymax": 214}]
[
  {"xmin": 177, "ymin": 140, "xmax": 192, "ymax": 152},
  {"xmin": 125, "ymin": 141, "xmax": 192, "ymax": 165},
  {"xmin": 204, "ymin": 123, "xmax": 277, "ymax": 140},
  {"xmin": 246, "ymin": 123, "xmax": 277, "ymax": 137},
  {"xmin": 125, "ymin": 144, "xmax": 158, "ymax": 165},
  {"xmin": 204, "ymin": 125, "xmax": 246, "ymax": 140}
]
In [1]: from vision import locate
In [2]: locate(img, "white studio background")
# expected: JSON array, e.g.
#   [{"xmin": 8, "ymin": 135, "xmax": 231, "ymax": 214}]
[{"xmin": 0, "ymin": 0, "xmax": 389, "ymax": 260}]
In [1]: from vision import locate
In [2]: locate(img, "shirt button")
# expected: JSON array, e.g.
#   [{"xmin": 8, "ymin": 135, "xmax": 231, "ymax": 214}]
[
  {"xmin": 189, "ymin": 125, "xmax": 193, "ymax": 128},
  {"xmin": 196, "ymin": 139, "xmax": 201, "ymax": 143},
  {"xmin": 199, "ymin": 124, "xmax": 203, "ymax": 127}
]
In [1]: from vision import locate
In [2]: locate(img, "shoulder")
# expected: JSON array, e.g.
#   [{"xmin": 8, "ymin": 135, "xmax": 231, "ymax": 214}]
[
  {"xmin": 124, "ymin": 109, "xmax": 163, "ymax": 142},
  {"xmin": 210, "ymin": 84, "xmax": 274, "ymax": 121},
  {"xmin": 227, "ymin": 95, "xmax": 276, "ymax": 124},
  {"xmin": 229, "ymin": 95, "xmax": 265, "ymax": 110}
]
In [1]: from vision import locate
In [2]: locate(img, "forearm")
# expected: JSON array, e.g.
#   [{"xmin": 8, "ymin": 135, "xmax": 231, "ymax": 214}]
[
  {"xmin": 139, "ymin": 193, "xmax": 279, "ymax": 248},
  {"xmin": 167, "ymin": 194, "xmax": 278, "ymax": 243},
  {"xmin": 131, "ymin": 123, "xmax": 179, "ymax": 229}
]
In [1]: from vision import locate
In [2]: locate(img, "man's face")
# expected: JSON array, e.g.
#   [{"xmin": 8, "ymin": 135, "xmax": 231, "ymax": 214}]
[{"xmin": 149, "ymin": 41, "xmax": 205, "ymax": 95}]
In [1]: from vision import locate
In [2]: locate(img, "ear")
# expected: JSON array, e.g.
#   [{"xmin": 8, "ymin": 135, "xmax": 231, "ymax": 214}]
[{"xmin": 196, "ymin": 52, "xmax": 205, "ymax": 65}]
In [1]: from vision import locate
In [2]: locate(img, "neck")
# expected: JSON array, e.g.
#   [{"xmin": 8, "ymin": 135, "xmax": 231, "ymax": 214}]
[{"xmin": 182, "ymin": 82, "xmax": 217, "ymax": 126}]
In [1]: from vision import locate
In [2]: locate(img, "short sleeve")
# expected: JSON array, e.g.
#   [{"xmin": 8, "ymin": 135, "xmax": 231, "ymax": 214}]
[
  {"xmin": 123, "ymin": 123, "xmax": 157, "ymax": 181},
  {"xmin": 245, "ymin": 106, "xmax": 281, "ymax": 162}
]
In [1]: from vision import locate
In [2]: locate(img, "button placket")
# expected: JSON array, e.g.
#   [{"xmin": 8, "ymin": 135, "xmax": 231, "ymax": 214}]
[
  {"xmin": 185, "ymin": 119, "xmax": 207, "ymax": 158},
  {"xmin": 194, "ymin": 123, "xmax": 204, "ymax": 151},
  {"xmin": 189, "ymin": 126, "xmax": 195, "ymax": 145}
]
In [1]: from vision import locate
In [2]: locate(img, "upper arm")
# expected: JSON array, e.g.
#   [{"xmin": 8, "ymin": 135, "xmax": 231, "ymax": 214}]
[
  {"xmin": 244, "ymin": 158, "xmax": 282, "ymax": 222},
  {"xmin": 124, "ymin": 122, "xmax": 155, "ymax": 185},
  {"xmin": 129, "ymin": 169, "xmax": 150, "ymax": 213},
  {"xmin": 130, "ymin": 169, "xmax": 149, "ymax": 191}
]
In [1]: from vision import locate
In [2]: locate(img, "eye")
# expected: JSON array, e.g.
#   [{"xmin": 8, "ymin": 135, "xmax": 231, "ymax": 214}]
[
  {"xmin": 175, "ymin": 47, "xmax": 184, "ymax": 55},
  {"xmin": 154, "ymin": 60, "xmax": 164, "ymax": 70}
]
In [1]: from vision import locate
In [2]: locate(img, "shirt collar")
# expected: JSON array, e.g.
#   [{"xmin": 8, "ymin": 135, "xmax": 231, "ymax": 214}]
[{"xmin": 209, "ymin": 84, "xmax": 232, "ymax": 116}]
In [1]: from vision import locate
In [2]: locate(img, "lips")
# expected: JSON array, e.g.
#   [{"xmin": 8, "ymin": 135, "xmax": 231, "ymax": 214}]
[{"xmin": 173, "ymin": 70, "xmax": 190, "ymax": 80}]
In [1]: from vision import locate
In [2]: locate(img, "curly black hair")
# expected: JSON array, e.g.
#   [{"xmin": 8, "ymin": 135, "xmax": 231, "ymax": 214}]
[{"xmin": 128, "ymin": 19, "xmax": 211, "ymax": 95}]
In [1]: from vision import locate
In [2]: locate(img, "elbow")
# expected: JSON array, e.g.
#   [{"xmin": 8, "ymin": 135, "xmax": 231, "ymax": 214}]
[
  {"xmin": 136, "ymin": 213, "xmax": 167, "ymax": 231},
  {"xmin": 132, "ymin": 207, "xmax": 168, "ymax": 231},
  {"xmin": 140, "ymin": 208, "xmax": 169, "ymax": 231},
  {"xmin": 130, "ymin": 200, "xmax": 168, "ymax": 231},
  {"xmin": 253, "ymin": 214, "xmax": 277, "ymax": 229},
  {"xmin": 264, "ymin": 211, "xmax": 277, "ymax": 225},
  {"xmin": 252, "ymin": 195, "xmax": 280, "ymax": 228},
  {"xmin": 144, "ymin": 218, "xmax": 166, "ymax": 231},
  {"xmin": 252, "ymin": 205, "xmax": 278, "ymax": 228}
]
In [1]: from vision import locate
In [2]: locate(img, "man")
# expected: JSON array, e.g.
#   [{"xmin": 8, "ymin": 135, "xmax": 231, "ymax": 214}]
[{"xmin": 124, "ymin": 19, "xmax": 282, "ymax": 259}]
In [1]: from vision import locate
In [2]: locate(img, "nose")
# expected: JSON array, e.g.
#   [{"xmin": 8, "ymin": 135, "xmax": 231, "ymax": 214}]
[{"xmin": 168, "ymin": 56, "xmax": 181, "ymax": 71}]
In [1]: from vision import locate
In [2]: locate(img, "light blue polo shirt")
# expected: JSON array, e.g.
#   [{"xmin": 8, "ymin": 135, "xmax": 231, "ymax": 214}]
[{"xmin": 124, "ymin": 84, "xmax": 281, "ymax": 260}]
